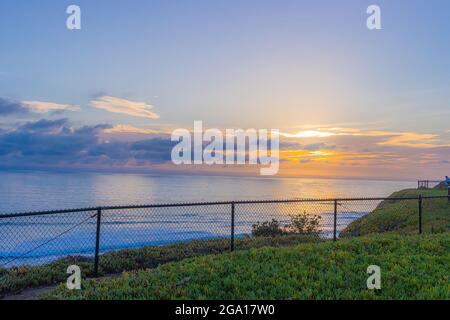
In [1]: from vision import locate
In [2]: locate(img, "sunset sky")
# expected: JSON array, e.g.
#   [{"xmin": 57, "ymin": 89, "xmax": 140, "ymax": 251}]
[{"xmin": 0, "ymin": 0, "xmax": 449, "ymax": 180}]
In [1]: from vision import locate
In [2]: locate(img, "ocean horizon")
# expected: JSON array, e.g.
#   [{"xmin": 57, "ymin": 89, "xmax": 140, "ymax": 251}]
[{"xmin": 0, "ymin": 171, "xmax": 414, "ymax": 214}]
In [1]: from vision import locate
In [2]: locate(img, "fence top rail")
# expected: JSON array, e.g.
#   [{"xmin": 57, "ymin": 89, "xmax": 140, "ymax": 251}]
[{"xmin": 0, "ymin": 195, "xmax": 448, "ymax": 219}]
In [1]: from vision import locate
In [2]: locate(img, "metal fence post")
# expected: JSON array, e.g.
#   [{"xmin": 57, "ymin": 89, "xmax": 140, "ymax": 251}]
[
  {"xmin": 94, "ymin": 208, "xmax": 102, "ymax": 276},
  {"xmin": 418, "ymin": 196, "xmax": 422, "ymax": 234},
  {"xmin": 230, "ymin": 202, "xmax": 235, "ymax": 252},
  {"xmin": 333, "ymin": 200, "xmax": 338, "ymax": 241},
  {"xmin": 447, "ymin": 187, "xmax": 450, "ymax": 203}
]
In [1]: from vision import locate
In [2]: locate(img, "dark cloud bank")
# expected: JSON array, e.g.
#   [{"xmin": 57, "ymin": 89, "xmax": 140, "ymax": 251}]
[
  {"xmin": 0, "ymin": 118, "xmax": 176, "ymax": 171},
  {"xmin": 0, "ymin": 98, "xmax": 30, "ymax": 116}
]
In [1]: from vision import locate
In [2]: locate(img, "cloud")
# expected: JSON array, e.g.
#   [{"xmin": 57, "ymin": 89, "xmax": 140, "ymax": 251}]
[
  {"xmin": 22, "ymin": 101, "xmax": 80, "ymax": 113},
  {"xmin": 375, "ymin": 132, "xmax": 448, "ymax": 148},
  {"xmin": 90, "ymin": 96, "xmax": 159, "ymax": 119},
  {"xmin": 103, "ymin": 124, "xmax": 158, "ymax": 135},
  {"xmin": 280, "ymin": 130, "xmax": 335, "ymax": 138},
  {"xmin": 0, "ymin": 118, "xmax": 174, "ymax": 169},
  {"xmin": 0, "ymin": 97, "xmax": 80, "ymax": 116},
  {"xmin": 303, "ymin": 143, "xmax": 336, "ymax": 151},
  {"xmin": 18, "ymin": 118, "xmax": 72, "ymax": 133},
  {"xmin": 282, "ymin": 126, "xmax": 450, "ymax": 149},
  {"xmin": 0, "ymin": 119, "xmax": 448, "ymax": 178},
  {"xmin": 0, "ymin": 119, "xmax": 106, "ymax": 159},
  {"xmin": 277, "ymin": 125, "xmax": 450, "ymax": 175},
  {"xmin": 0, "ymin": 98, "xmax": 30, "ymax": 115}
]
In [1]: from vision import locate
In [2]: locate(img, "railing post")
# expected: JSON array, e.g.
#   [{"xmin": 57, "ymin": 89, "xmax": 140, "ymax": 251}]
[
  {"xmin": 94, "ymin": 208, "xmax": 102, "ymax": 276},
  {"xmin": 447, "ymin": 187, "xmax": 450, "ymax": 203},
  {"xmin": 333, "ymin": 200, "xmax": 338, "ymax": 241},
  {"xmin": 230, "ymin": 202, "xmax": 235, "ymax": 252},
  {"xmin": 418, "ymin": 196, "xmax": 422, "ymax": 235}
]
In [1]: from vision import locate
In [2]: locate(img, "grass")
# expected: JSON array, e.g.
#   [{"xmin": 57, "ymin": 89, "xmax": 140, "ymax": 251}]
[
  {"xmin": 0, "ymin": 234, "xmax": 318, "ymax": 298},
  {"xmin": 340, "ymin": 189, "xmax": 449, "ymax": 237},
  {"xmin": 44, "ymin": 233, "xmax": 450, "ymax": 300}
]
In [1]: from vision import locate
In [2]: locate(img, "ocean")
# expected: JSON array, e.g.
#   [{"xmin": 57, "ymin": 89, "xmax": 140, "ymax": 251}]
[
  {"xmin": 0, "ymin": 171, "xmax": 413, "ymax": 213},
  {"xmin": 0, "ymin": 171, "xmax": 413, "ymax": 266}
]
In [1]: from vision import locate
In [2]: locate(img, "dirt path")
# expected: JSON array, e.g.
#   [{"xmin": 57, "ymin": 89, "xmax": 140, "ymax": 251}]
[
  {"xmin": 2, "ymin": 285, "xmax": 57, "ymax": 300},
  {"xmin": 2, "ymin": 273, "xmax": 122, "ymax": 300}
]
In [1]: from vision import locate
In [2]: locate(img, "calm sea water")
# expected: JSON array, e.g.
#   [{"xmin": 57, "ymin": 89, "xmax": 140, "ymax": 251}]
[
  {"xmin": 0, "ymin": 171, "xmax": 413, "ymax": 266},
  {"xmin": 0, "ymin": 171, "xmax": 413, "ymax": 213}
]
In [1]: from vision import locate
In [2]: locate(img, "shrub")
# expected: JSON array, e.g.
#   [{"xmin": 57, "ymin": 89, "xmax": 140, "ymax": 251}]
[
  {"xmin": 251, "ymin": 219, "xmax": 285, "ymax": 237},
  {"xmin": 286, "ymin": 212, "xmax": 321, "ymax": 236},
  {"xmin": 252, "ymin": 212, "xmax": 322, "ymax": 237}
]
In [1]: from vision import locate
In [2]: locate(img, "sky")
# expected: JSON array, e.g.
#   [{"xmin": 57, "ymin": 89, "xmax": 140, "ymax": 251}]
[{"xmin": 0, "ymin": 0, "xmax": 449, "ymax": 180}]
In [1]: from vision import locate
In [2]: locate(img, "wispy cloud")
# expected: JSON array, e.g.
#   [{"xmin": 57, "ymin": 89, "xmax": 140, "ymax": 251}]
[
  {"xmin": 374, "ymin": 132, "xmax": 447, "ymax": 148},
  {"xmin": 103, "ymin": 124, "xmax": 159, "ymax": 135},
  {"xmin": 281, "ymin": 127, "xmax": 450, "ymax": 149},
  {"xmin": 277, "ymin": 125, "xmax": 450, "ymax": 178},
  {"xmin": 0, "ymin": 98, "xmax": 79, "ymax": 115},
  {"xmin": 90, "ymin": 96, "xmax": 159, "ymax": 119},
  {"xmin": 279, "ymin": 130, "xmax": 335, "ymax": 138},
  {"xmin": 22, "ymin": 101, "xmax": 80, "ymax": 113}
]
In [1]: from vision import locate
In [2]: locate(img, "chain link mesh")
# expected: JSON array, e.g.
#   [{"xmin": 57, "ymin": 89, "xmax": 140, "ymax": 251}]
[
  {"xmin": 0, "ymin": 197, "xmax": 448, "ymax": 272},
  {"xmin": 0, "ymin": 211, "xmax": 96, "ymax": 267}
]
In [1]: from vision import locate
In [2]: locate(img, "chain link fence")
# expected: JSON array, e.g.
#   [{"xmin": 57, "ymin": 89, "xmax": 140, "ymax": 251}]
[{"xmin": 0, "ymin": 196, "xmax": 448, "ymax": 276}]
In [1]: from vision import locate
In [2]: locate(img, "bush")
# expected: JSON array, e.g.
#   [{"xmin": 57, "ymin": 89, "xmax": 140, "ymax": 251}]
[
  {"xmin": 286, "ymin": 212, "xmax": 321, "ymax": 236},
  {"xmin": 251, "ymin": 219, "xmax": 285, "ymax": 237},
  {"xmin": 252, "ymin": 212, "xmax": 322, "ymax": 237}
]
